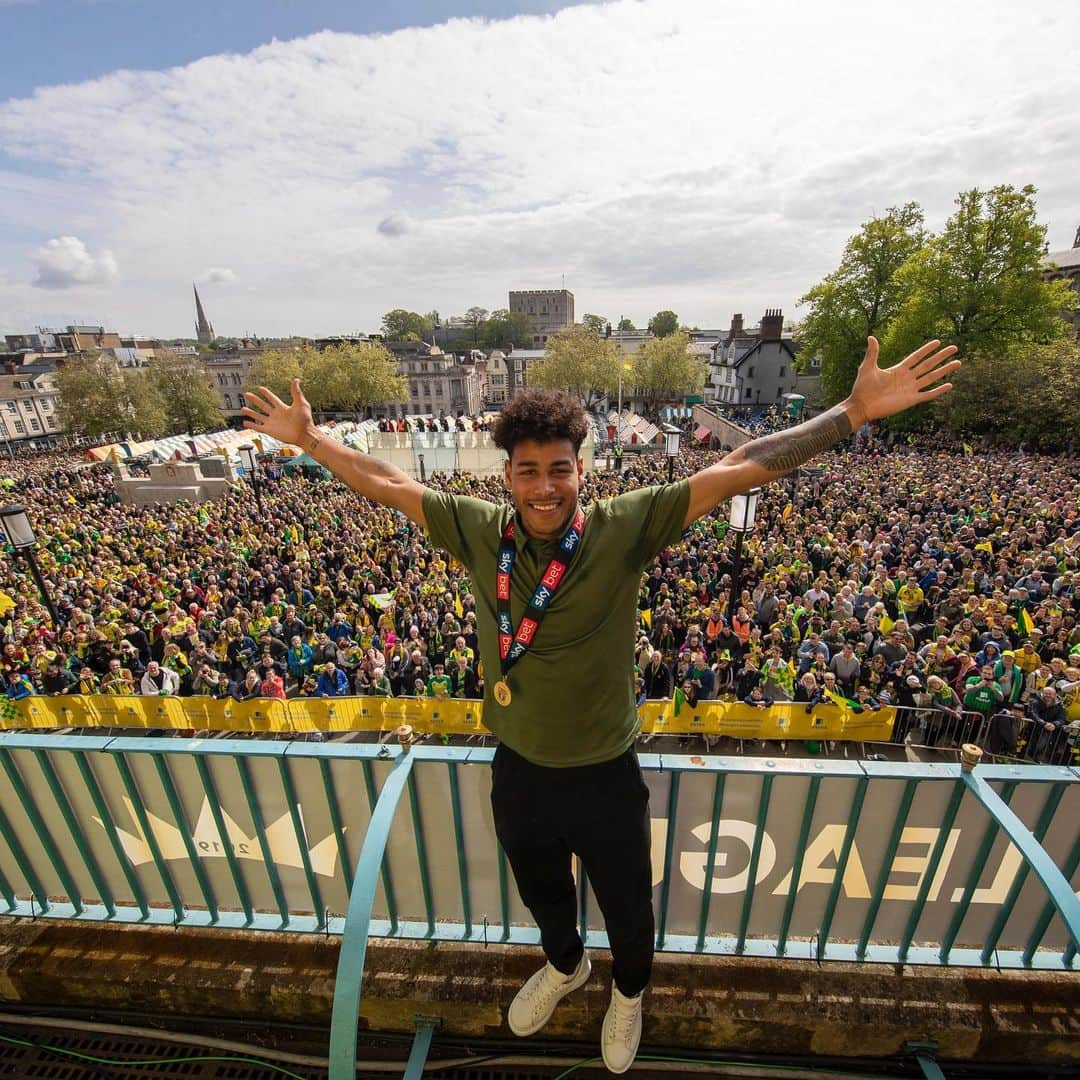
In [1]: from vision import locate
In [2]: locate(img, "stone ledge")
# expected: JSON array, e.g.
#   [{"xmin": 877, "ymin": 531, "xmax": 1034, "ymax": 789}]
[{"xmin": 0, "ymin": 919, "xmax": 1075, "ymax": 1065}]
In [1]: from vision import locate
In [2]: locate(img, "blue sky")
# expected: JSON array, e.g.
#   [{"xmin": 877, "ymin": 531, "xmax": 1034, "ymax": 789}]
[
  {"xmin": 1, "ymin": 0, "xmax": 1078, "ymax": 338},
  {"xmin": 0, "ymin": 1, "xmax": 582, "ymax": 100}
]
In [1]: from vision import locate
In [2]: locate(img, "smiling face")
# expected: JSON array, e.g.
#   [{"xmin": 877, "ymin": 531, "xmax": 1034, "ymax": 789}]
[{"xmin": 504, "ymin": 437, "xmax": 583, "ymax": 542}]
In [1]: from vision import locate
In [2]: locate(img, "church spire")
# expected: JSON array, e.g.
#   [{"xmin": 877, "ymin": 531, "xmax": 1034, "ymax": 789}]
[{"xmin": 194, "ymin": 283, "xmax": 215, "ymax": 345}]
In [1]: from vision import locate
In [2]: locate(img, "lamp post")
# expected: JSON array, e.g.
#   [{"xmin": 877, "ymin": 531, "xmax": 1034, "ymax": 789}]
[
  {"xmin": 418, "ymin": 453, "xmax": 426, "ymax": 483},
  {"xmin": 237, "ymin": 444, "xmax": 264, "ymax": 513},
  {"xmin": 728, "ymin": 487, "xmax": 760, "ymax": 610},
  {"xmin": 662, "ymin": 422, "xmax": 681, "ymax": 483},
  {"xmin": 0, "ymin": 503, "xmax": 61, "ymax": 629}
]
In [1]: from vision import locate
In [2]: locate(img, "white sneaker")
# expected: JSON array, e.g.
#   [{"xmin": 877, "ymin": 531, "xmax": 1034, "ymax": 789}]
[
  {"xmin": 601, "ymin": 984, "xmax": 643, "ymax": 1074},
  {"xmin": 507, "ymin": 953, "xmax": 591, "ymax": 1037}
]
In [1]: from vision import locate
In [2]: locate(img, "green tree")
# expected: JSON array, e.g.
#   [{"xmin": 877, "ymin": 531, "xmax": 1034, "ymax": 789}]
[
  {"xmin": 302, "ymin": 342, "xmax": 407, "ymax": 417},
  {"xmin": 528, "ymin": 325, "xmax": 621, "ymax": 411},
  {"xmin": 482, "ymin": 309, "xmax": 533, "ymax": 350},
  {"xmin": 148, "ymin": 356, "xmax": 224, "ymax": 435},
  {"xmin": 581, "ymin": 313, "xmax": 608, "ymax": 334},
  {"xmin": 797, "ymin": 203, "xmax": 926, "ymax": 405},
  {"xmin": 244, "ymin": 348, "xmax": 302, "ymax": 402},
  {"xmin": 630, "ymin": 332, "xmax": 705, "ymax": 418},
  {"xmin": 648, "ymin": 310, "xmax": 679, "ymax": 338},
  {"xmin": 463, "ymin": 306, "xmax": 489, "ymax": 345},
  {"xmin": 381, "ymin": 309, "xmax": 432, "ymax": 341},
  {"xmin": 56, "ymin": 357, "xmax": 167, "ymax": 439},
  {"xmin": 886, "ymin": 185, "xmax": 1072, "ymax": 361},
  {"xmin": 617, "ymin": 316, "xmax": 635, "ymax": 331},
  {"xmin": 939, "ymin": 338, "xmax": 1080, "ymax": 450}
]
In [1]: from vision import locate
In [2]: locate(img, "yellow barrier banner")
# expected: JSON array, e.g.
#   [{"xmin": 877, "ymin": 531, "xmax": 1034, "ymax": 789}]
[{"xmin": 0, "ymin": 693, "xmax": 895, "ymax": 741}]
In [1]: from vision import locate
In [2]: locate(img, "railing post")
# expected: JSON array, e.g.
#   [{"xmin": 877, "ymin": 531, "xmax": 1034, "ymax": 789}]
[
  {"xmin": 328, "ymin": 745, "xmax": 416, "ymax": 1080},
  {"xmin": 959, "ymin": 754, "xmax": 1080, "ymax": 961}
]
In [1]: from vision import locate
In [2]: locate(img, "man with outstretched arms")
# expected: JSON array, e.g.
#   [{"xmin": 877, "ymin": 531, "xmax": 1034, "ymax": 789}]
[{"xmin": 244, "ymin": 336, "xmax": 958, "ymax": 1073}]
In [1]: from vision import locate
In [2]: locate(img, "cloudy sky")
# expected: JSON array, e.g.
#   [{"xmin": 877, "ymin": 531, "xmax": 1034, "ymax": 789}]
[{"xmin": 1, "ymin": 0, "xmax": 1077, "ymax": 339}]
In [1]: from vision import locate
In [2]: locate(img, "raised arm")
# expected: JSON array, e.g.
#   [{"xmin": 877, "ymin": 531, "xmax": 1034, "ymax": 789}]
[
  {"xmin": 683, "ymin": 337, "xmax": 960, "ymax": 527},
  {"xmin": 242, "ymin": 379, "xmax": 427, "ymax": 527}
]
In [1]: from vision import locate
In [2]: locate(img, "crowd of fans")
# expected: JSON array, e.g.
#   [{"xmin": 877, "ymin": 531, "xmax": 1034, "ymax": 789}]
[{"xmin": 0, "ymin": 431, "xmax": 1076, "ymax": 761}]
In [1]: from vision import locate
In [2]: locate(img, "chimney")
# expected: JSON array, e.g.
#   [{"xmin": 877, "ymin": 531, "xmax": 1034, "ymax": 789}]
[
  {"xmin": 729, "ymin": 313, "xmax": 744, "ymax": 338},
  {"xmin": 760, "ymin": 308, "xmax": 784, "ymax": 341},
  {"xmin": 1074, "ymin": 224, "xmax": 1080, "ymax": 249}
]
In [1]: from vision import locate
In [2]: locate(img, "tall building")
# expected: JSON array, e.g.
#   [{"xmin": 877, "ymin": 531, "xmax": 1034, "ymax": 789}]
[
  {"xmin": 508, "ymin": 289, "xmax": 574, "ymax": 347},
  {"xmin": 194, "ymin": 284, "xmax": 215, "ymax": 345}
]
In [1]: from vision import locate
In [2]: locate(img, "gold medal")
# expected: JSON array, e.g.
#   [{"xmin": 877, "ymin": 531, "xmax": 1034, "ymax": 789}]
[{"xmin": 493, "ymin": 679, "xmax": 513, "ymax": 707}]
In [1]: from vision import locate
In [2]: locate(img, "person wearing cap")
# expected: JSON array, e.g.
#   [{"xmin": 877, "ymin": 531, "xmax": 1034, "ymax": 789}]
[{"xmin": 993, "ymin": 651, "xmax": 1024, "ymax": 705}]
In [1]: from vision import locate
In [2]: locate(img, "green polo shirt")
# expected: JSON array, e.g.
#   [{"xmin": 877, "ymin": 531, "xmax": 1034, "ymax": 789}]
[{"xmin": 423, "ymin": 481, "xmax": 690, "ymax": 766}]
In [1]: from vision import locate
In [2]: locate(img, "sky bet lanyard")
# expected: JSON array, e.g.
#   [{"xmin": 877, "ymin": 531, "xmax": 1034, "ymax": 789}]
[{"xmin": 492, "ymin": 506, "xmax": 585, "ymax": 707}]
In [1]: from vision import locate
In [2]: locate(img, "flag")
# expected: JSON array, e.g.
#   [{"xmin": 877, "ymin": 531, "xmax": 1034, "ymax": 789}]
[
  {"xmin": 974, "ymin": 541, "xmax": 993, "ymax": 554},
  {"xmin": 0, "ymin": 592, "xmax": 14, "ymax": 616},
  {"xmin": 962, "ymin": 442, "xmax": 973, "ymax": 456},
  {"xmin": 1018, "ymin": 608, "xmax": 1035, "ymax": 636},
  {"xmin": 673, "ymin": 686, "xmax": 686, "ymax": 717},
  {"xmin": 824, "ymin": 687, "xmax": 859, "ymax": 710},
  {"xmin": 369, "ymin": 590, "xmax": 397, "ymax": 611},
  {"xmin": 782, "ymin": 503, "xmax": 793, "ymax": 520},
  {"xmin": 640, "ymin": 608, "xmax": 652, "ymax": 629},
  {"xmin": 878, "ymin": 612, "xmax": 895, "ymax": 635},
  {"xmin": 454, "ymin": 592, "xmax": 464, "ymax": 619}
]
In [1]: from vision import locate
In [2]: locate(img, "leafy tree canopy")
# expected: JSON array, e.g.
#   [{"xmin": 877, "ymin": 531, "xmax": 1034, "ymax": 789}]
[
  {"xmin": 528, "ymin": 325, "xmax": 622, "ymax": 412},
  {"xmin": 648, "ymin": 310, "xmax": 679, "ymax": 338}
]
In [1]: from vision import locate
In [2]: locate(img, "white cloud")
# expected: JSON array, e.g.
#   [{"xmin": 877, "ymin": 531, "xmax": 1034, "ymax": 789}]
[
  {"xmin": 1, "ymin": 0, "xmax": 1079, "ymax": 333},
  {"xmin": 31, "ymin": 235, "xmax": 118, "ymax": 290},
  {"xmin": 202, "ymin": 267, "xmax": 236, "ymax": 284},
  {"xmin": 377, "ymin": 214, "xmax": 411, "ymax": 237}
]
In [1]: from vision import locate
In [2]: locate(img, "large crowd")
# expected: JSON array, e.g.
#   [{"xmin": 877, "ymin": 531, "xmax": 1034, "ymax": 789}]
[{"xmin": 0, "ymin": 431, "xmax": 1077, "ymax": 761}]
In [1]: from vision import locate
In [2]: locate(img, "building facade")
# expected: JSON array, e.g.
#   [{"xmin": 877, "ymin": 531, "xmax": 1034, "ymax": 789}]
[
  {"xmin": 384, "ymin": 341, "xmax": 481, "ymax": 418},
  {"xmin": 508, "ymin": 289, "xmax": 574, "ymax": 347},
  {"xmin": 0, "ymin": 369, "xmax": 63, "ymax": 449}
]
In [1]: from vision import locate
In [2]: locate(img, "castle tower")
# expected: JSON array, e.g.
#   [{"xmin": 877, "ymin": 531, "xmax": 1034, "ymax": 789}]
[{"xmin": 194, "ymin": 284, "xmax": 215, "ymax": 345}]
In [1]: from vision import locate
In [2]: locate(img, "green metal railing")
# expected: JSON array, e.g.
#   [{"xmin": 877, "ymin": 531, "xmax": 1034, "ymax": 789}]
[{"xmin": 0, "ymin": 732, "xmax": 1075, "ymax": 1079}]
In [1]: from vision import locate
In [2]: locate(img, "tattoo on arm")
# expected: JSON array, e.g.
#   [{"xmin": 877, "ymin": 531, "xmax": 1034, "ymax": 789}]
[
  {"xmin": 742, "ymin": 405, "xmax": 854, "ymax": 474},
  {"xmin": 307, "ymin": 433, "xmax": 323, "ymax": 453}
]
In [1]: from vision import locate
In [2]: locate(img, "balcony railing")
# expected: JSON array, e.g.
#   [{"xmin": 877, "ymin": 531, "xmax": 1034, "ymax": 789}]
[{"xmin": 0, "ymin": 732, "xmax": 1075, "ymax": 1077}]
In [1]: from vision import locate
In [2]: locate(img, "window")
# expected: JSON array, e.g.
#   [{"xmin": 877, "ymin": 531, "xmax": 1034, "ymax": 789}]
[
  {"xmin": 47, "ymin": 417, "xmax": 56, "ymax": 428},
  {"xmin": 810, "ymin": 356, "xmax": 821, "ymax": 370},
  {"xmin": 13, "ymin": 421, "xmax": 24, "ymax": 433},
  {"xmin": 435, "ymin": 383, "xmax": 443, "ymax": 397},
  {"xmin": 5, "ymin": 403, "xmax": 15, "ymax": 414},
  {"xmin": 779, "ymin": 365, "xmax": 786, "ymax": 377},
  {"xmin": 745, "ymin": 389, "xmax": 752, "ymax": 399},
  {"xmin": 41, "ymin": 399, "xmax": 50, "ymax": 412},
  {"xmin": 224, "ymin": 394, "xmax": 233, "ymax": 410},
  {"xmin": 29, "ymin": 418, "xmax": 40, "ymax": 431},
  {"xmin": 748, "ymin": 366, "xmax": 755, "ymax": 377},
  {"xmin": 410, "ymin": 385, "xmax": 418, "ymax": 397},
  {"xmin": 232, "ymin": 373, "xmax": 241, "ymax": 385}
]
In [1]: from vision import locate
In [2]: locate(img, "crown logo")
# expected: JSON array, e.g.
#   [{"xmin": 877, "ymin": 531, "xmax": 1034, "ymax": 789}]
[{"xmin": 93, "ymin": 797, "xmax": 343, "ymax": 878}]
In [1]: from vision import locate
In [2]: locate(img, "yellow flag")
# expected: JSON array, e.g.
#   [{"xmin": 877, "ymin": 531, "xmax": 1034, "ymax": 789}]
[
  {"xmin": 782, "ymin": 503, "xmax": 793, "ymax": 520},
  {"xmin": 641, "ymin": 609, "xmax": 652, "ymax": 629},
  {"xmin": 1018, "ymin": 608, "xmax": 1035, "ymax": 636},
  {"xmin": 0, "ymin": 592, "xmax": 14, "ymax": 616},
  {"xmin": 962, "ymin": 442, "xmax": 973, "ymax": 456},
  {"xmin": 878, "ymin": 612, "xmax": 895, "ymax": 635},
  {"xmin": 454, "ymin": 592, "xmax": 464, "ymax": 619}
]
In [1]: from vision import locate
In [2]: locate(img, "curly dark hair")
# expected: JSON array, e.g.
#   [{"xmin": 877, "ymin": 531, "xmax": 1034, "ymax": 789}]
[{"xmin": 491, "ymin": 388, "xmax": 589, "ymax": 459}]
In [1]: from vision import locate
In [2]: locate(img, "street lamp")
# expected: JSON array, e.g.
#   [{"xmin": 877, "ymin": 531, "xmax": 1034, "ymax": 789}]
[
  {"xmin": 418, "ymin": 453, "xmax": 426, "ymax": 483},
  {"xmin": 728, "ymin": 487, "xmax": 760, "ymax": 612},
  {"xmin": 662, "ymin": 423, "xmax": 681, "ymax": 483},
  {"xmin": 237, "ymin": 444, "xmax": 264, "ymax": 513},
  {"xmin": 0, "ymin": 503, "xmax": 61, "ymax": 629}
]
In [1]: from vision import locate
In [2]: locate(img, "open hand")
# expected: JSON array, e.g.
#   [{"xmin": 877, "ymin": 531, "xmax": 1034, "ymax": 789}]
[
  {"xmin": 848, "ymin": 338, "xmax": 960, "ymax": 426},
  {"xmin": 241, "ymin": 378, "xmax": 314, "ymax": 448}
]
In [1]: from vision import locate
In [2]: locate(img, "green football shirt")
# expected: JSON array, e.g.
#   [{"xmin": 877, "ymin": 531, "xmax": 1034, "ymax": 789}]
[{"xmin": 422, "ymin": 481, "xmax": 690, "ymax": 766}]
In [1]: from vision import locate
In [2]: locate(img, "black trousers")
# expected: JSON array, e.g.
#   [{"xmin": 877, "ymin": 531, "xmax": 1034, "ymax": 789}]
[{"xmin": 491, "ymin": 743, "xmax": 654, "ymax": 997}]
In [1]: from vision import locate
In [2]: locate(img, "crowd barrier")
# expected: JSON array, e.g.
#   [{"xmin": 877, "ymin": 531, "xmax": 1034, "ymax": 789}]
[{"xmin": 0, "ymin": 694, "xmax": 897, "ymax": 741}]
